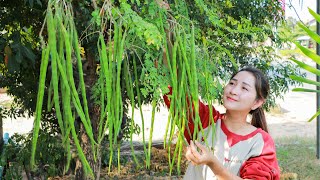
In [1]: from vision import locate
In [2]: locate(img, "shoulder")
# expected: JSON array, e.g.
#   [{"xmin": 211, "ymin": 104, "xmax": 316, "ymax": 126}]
[
  {"xmin": 248, "ymin": 129, "xmax": 277, "ymax": 160},
  {"xmin": 239, "ymin": 130, "xmax": 280, "ymax": 179},
  {"xmin": 245, "ymin": 129, "xmax": 276, "ymax": 157},
  {"xmin": 258, "ymin": 129, "xmax": 276, "ymax": 146}
]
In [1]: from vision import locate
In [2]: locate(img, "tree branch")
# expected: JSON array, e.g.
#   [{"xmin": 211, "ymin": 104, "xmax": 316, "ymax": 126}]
[{"xmin": 91, "ymin": 0, "xmax": 97, "ymax": 10}]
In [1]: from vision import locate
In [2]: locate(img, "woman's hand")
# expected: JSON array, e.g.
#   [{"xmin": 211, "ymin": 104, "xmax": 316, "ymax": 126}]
[
  {"xmin": 186, "ymin": 140, "xmax": 245, "ymax": 180},
  {"xmin": 185, "ymin": 140, "xmax": 217, "ymax": 167}
]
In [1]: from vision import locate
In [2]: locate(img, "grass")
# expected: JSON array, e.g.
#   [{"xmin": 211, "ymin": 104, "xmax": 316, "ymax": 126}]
[{"xmin": 276, "ymin": 136, "xmax": 320, "ymax": 180}]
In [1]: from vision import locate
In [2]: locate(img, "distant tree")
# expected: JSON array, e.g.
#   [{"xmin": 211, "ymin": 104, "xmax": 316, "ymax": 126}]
[{"xmin": 287, "ymin": 16, "xmax": 298, "ymax": 31}]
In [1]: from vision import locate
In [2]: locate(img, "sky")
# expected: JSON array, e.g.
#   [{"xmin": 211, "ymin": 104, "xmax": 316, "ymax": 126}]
[{"xmin": 285, "ymin": 0, "xmax": 317, "ymax": 21}]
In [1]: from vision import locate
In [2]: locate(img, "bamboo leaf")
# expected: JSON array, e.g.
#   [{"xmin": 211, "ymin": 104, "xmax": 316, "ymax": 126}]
[
  {"xmin": 289, "ymin": 75, "xmax": 320, "ymax": 86},
  {"xmin": 297, "ymin": 22, "xmax": 320, "ymax": 45},
  {"xmin": 290, "ymin": 58, "xmax": 320, "ymax": 76},
  {"xmin": 294, "ymin": 42, "xmax": 320, "ymax": 65},
  {"xmin": 292, "ymin": 88, "xmax": 319, "ymax": 93},
  {"xmin": 309, "ymin": 8, "xmax": 320, "ymax": 24},
  {"xmin": 308, "ymin": 110, "xmax": 320, "ymax": 122}
]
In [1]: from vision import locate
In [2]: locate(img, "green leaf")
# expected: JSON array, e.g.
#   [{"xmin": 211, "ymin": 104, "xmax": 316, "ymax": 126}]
[
  {"xmin": 297, "ymin": 22, "xmax": 320, "ymax": 45},
  {"xmin": 7, "ymin": 55, "xmax": 20, "ymax": 73},
  {"xmin": 91, "ymin": 9, "xmax": 101, "ymax": 26},
  {"xmin": 15, "ymin": 48, "xmax": 22, "ymax": 63},
  {"xmin": 292, "ymin": 88, "xmax": 320, "ymax": 93},
  {"xmin": 294, "ymin": 42, "xmax": 320, "ymax": 65},
  {"xmin": 21, "ymin": 45, "xmax": 36, "ymax": 64},
  {"xmin": 309, "ymin": 8, "xmax": 320, "ymax": 24},
  {"xmin": 226, "ymin": 0, "xmax": 233, "ymax": 8},
  {"xmin": 0, "ymin": 37, "xmax": 6, "ymax": 50},
  {"xmin": 289, "ymin": 75, "xmax": 320, "ymax": 86},
  {"xmin": 28, "ymin": 0, "xmax": 33, "ymax": 8},
  {"xmin": 307, "ymin": 110, "xmax": 320, "ymax": 122},
  {"xmin": 290, "ymin": 58, "xmax": 320, "ymax": 76},
  {"xmin": 36, "ymin": 0, "xmax": 42, "ymax": 7},
  {"xmin": 11, "ymin": 42, "xmax": 20, "ymax": 50}
]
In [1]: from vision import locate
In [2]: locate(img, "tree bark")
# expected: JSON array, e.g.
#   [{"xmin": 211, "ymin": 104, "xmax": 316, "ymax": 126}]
[
  {"xmin": 75, "ymin": 123, "xmax": 101, "ymax": 180},
  {"xmin": 74, "ymin": 50, "xmax": 102, "ymax": 179},
  {"xmin": 0, "ymin": 114, "xmax": 3, "ymax": 151}
]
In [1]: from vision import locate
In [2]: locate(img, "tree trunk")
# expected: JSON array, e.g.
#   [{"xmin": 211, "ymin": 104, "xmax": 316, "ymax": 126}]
[
  {"xmin": 74, "ymin": 50, "xmax": 102, "ymax": 179},
  {"xmin": 0, "ymin": 114, "xmax": 3, "ymax": 151},
  {"xmin": 74, "ymin": 123, "xmax": 101, "ymax": 180}
]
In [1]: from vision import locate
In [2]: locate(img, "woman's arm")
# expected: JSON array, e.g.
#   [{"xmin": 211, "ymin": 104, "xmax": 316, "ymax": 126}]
[
  {"xmin": 163, "ymin": 86, "xmax": 222, "ymax": 143},
  {"xmin": 239, "ymin": 133, "xmax": 280, "ymax": 179},
  {"xmin": 186, "ymin": 141, "xmax": 251, "ymax": 180},
  {"xmin": 186, "ymin": 140, "xmax": 279, "ymax": 180}
]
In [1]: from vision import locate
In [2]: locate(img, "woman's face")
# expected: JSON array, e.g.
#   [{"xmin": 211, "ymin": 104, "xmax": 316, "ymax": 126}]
[{"xmin": 223, "ymin": 71, "xmax": 262, "ymax": 112}]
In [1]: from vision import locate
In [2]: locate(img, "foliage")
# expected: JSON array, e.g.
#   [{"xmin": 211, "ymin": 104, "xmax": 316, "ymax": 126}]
[
  {"xmin": 0, "ymin": 59, "xmax": 41, "ymax": 117},
  {"xmin": 1, "ymin": 113, "xmax": 66, "ymax": 179},
  {"xmin": 0, "ymin": 1, "xmax": 302, "ymax": 118},
  {"xmin": 0, "ymin": 0, "xmax": 44, "ymax": 34},
  {"xmin": 0, "ymin": 0, "xmax": 45, "ymax": 117},
  {"xmin": 0, "ymin": 106, "xmax": 7, "ymax": 120},
  {"xmin": 164, "ymin": 0, "xmax": 303, "ymax": 110},
  {"xmin": 0, "ymin": 1, "xmax": 301, "ymax": 112},
  {"xmin": 289, "ymin": 8, "xmax": 320, "ymax": 122}
]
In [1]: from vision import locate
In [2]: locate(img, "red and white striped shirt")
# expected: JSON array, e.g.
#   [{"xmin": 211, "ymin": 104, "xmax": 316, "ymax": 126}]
[{"xmin": 164, "ymin": 92, "xmax": 280, "ymax": 180}]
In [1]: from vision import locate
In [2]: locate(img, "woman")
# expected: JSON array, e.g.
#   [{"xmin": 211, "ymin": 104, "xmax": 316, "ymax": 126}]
[{"xmin": 164, "ymin": 67, "xmax": 280, "ymax": 179}]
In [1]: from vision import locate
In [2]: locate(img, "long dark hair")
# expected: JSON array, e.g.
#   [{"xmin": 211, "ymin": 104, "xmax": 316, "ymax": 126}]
[{"xmin": 231, "ymin": 67, "xmax": 270, "ymax": 132}]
